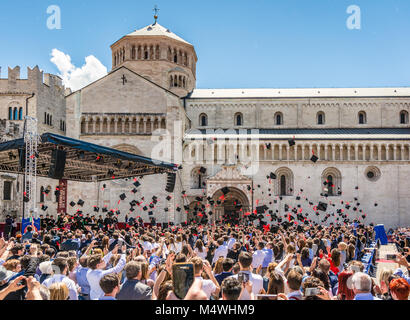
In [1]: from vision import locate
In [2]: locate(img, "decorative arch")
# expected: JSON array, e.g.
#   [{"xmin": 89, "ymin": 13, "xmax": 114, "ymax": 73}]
[
  {"xmin": 191, "ymin": 167, "xmax": 206, "ymax": 189},
  {"xmin": 274, "ymin": 167, "xmax": 294, "ymax": 196},
  {"xmin": 111, "ymin": 144, "xmax": 143, "ymax": 155},
  {"xmin": 321, "ymin": 167, "xmax": 342, "ymax": 196}
]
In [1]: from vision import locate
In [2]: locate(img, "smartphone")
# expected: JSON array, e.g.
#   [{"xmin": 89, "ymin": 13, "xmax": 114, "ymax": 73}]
[
  {"xmin": 305, "ymin": 287, "xmax": 321, "ymax": 297},
  {"xmin": 238, "ymin": 272, "xmax": 250, "ymax": 283},
  {"xmin": 386, "ymin": 254, "xmax": 397, "ymax": 260},
  {"xmin": 172, "ymin": 263, "xmax": 194, "ymax": 300}
]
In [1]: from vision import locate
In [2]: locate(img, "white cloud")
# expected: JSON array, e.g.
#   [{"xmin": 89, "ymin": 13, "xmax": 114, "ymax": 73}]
[{"xmin": 50, "ymin": 48, "xmax": 108, "ymax": 91}]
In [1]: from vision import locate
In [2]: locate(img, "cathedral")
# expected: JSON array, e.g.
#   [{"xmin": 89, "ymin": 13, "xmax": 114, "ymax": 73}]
[{"xmin": 1, "ymin": 18, "xmax": 410, "ymax": 228}]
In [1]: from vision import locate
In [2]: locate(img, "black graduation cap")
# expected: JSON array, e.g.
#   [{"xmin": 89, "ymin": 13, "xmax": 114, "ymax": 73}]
[
  {"xmin": 221, "ymin": 187, "xmax": 229, "ymax": 195},
  {"xmin": 133, "ymin": 181, "xmax": 141, "ymax": 188},
  {"xmin": 176, "ymin": 207, "xmax": 181, "ymax": 212},
  {"xmin": 131, "ymin": 188, "xmax": 138, "ymax": 194},
  {"xmin": 103, "ymin": 184, "xmax": 107, "ymax": 188},
  {"xmin": 284, "ymin": 204, "xmax": 289, "ymax": 212},
  {"xmin": 94, "ymin": 207, "xmax": 99, "ymax": 212},
  {"xmin": 77, "ymin": 199, "xmax": 85, "ymax": 206},
  {"xmin": 70, "ymin": 201, "xmax": 76, "ymax": 207},
  {"xmin": 184, "ymin": 205, "xmax": 190, "ymax": 211},
  {"xmin": 256, "ymin": 205, "xmax": 268, "ymax": 214},
  {"xmin": 296, "ymin": 196, "xmax": 301, "ymax": 201},
  {"xmin": 274, "ymin": 200, "xmax": 277, "ymax": 204},
  {"xmin": 195, "ymin": 196, "xmax": 203, "ymax": 202},
  {"xmin": 374, "ymin": 203, "xmax": 378, "ymax": 207},
  {"xmin": 317, "ymin": 202, "xmax": 328, "ymax": 212},
  {"xmin": 41, "ymin": 204, "xmax": 48, "ymax": 211},
  {"xmin": 119, "ymin": 193, "xmax": 126, "ymax": 201},
  {"xmin": 310, "ymin": 155, "xmax": 318, "ymax": 163},
  {"xmin": 164, "ymin": 208, "xmax": 169, "ymax": 212},
  {"xmin": 199, "ymin": 167, "xmax": 207, "ymax": 174},
  {"xmin": 265, "ymin": 143, "xmax": 272, "ymax": 150},
  {"xmin": 129, "ymin": 207, "xmax": 135, "ymax": 212},
  {"xmin": 355, "ymin": 186, "xmax": 359, "ymax": 190},
  {"xmin": 166, "ymin": 195, "xmax": 172, "ymax": 201},
  {"xmin": 143, "ymin": 206, "xmax": 148, "ymax": 211},
  {"xmin": 247, "ymin": 185, "xmax": 251, "ymax": 191},
  {"xmin": 269, "ymin": 172, "xmax": 277, "ymax": 179},
  {"xmin": 288, "ymin": 139, "xmax": 295, "ymax": 147},
  {"xmin": 149, "ymin": 203, "xmax": 155, "ymax": 209},
  {"xmin": 102, "ymin": 207, "xmax": 108, "ymax": 213},
  {"xmin": 148, "ymin": 211, "xmax": 154, "ymax": 216}
]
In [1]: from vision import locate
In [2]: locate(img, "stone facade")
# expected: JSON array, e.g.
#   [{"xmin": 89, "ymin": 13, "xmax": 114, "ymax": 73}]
[{"xmin": 0, "ymin": 21, "xmax": 409, "ymax": 228}]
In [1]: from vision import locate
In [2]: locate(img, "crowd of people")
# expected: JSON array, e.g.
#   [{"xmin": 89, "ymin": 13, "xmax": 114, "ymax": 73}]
[{"xmin": 0, "ymin": 212, "xmax": 409, "ymax": 301}]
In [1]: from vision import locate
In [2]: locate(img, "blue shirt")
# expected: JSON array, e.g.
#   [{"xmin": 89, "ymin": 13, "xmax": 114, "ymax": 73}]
[
  {"xmin": 76, "ymin": 266, "xmax": 91, "ymax": 295},
  {"xmin": 22, "ymin": 231, "xmax": 33, "ymax": 241},
  {"xmin": 262, "ymin": 248, "xmax": 273, "ymax": 268},
  {"xmin": 215, "ymin": 271, "xmax": 233, "ymax": 285},
  {"xmin": 99, "ymin": 296, "xmax": 116, "ymax": 300},
  {"xmin": 354, "ymin": 293, "xmax": 379, "ymax": 300}
]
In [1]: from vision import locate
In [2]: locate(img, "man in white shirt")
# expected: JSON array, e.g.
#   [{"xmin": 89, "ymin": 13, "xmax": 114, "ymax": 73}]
[
  {"xmin": 191, "ymin": 257, "xmax": 220, "ymax": 299},
  {"xmin": 86, "ymin": 244, "xmax": 127, "ymax": 300},
  {"xmin": 230, "ymin": 251, "xmax": 263, "ymax": 300},
  {"xmin": 227, "ymin": 233, "xmax": 237, "ymax": 250},
  {"xmin": 212, "ymin": 238, "xmax": 228, "ymax": 265},
  {"xmin": 251, "ymin": 242, "xmax": 266, "ymax": 273},
  {"xmin": 42, "ymin": 257, "xmax": 78, "ymax": 300}
]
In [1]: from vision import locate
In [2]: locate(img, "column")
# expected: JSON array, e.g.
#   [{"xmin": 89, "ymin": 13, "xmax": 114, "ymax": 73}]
[
  {"xmin": 325, "ymin": 144, "xmax": 328, "ymax": 160},
  {"xmin": 143, "ymin": 118, "xmax": 147, "ymax": 134},
  {"xmin": 347, "ymin": 144, "xmax": 351, "ymax": 161},
  {"xmin": 332, "ymin": 145, "xmax": 335, "ymax": 161},
  {"xmin": 92, "ymin": 117, "xmax": 96, "ymax": 133},
  {"xmin": 114, "ymin": 118, "xmax": 118, "ymax": 134},
  {"xmin": 393, "ymin": 146, "xmax": 397, "ymax": 161},
  {"xmin": 355, "ymin": 144, "xmax": 358, "ymax": 161},
  {"xmin": 279, "ymin": 144, "xmax": 283, "ymax": 160},
  {"xmin": 370, "ymin": 145, "xmax": 374, "ymax": 161},
  {"xmin": 84, "ymin": 119, "xmax": 89, "ymax": 134},
  {"xmin": 378, "ymin": 144, "xmax": 381, "ymax": 161},
  {"xmin": 136, "ymin": 117, "xmax": 140, "ymax": 133}
]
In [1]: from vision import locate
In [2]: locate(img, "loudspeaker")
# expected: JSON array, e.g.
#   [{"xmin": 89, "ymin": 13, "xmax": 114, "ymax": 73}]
[
  {"xmin": 18, "ymin": 148, "xmax": 26, "ymax": 169},
  {"xmin": 48, "ymin": 149, "xmax": 66, "ymax": 179},
  {"xmin": 165, "ymin": 172, "xmax": 176, "ymax": 193}
]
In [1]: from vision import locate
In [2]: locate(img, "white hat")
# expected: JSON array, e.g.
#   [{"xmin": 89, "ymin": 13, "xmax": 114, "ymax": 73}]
[{"xmin": 39, "ymin": 261, "xmax": 53, "ymax": 275}]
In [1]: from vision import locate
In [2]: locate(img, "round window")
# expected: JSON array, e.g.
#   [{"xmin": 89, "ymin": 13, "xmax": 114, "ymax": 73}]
[{"xmin": 365, "ymin": 166, "xmax": 381, "ymax": 182}]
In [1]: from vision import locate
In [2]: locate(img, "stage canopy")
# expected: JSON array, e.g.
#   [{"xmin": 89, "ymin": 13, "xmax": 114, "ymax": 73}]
[{"xmin": 0, "ymin": 133, "xmax": 177, "ymax": 182}]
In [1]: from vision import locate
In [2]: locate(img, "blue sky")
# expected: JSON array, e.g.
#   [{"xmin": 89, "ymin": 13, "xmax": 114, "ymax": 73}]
[{"xmin": 1, "ymin": 0, "xmax": 410, "ymax": 89}]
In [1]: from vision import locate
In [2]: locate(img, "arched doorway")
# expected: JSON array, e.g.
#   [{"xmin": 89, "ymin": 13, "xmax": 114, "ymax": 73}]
[{"xmin": 211, "ymin": 187, "xmax": 250, "ymax": 224}]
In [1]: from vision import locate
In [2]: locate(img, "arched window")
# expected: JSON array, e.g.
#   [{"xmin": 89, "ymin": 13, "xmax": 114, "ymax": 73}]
[
  {"xmin": 174, "ymin": 54, "xmax": 178, "ymax": 63},
  {"xmin": 274, "ymin": 112, "xmax": 283, "ymax": 125},
  {"xmin": 191, "ymin": 167, "xmax": 206, "ymax": 189},
  {"xmin": 18, "ymin": 107, "xmax": 23, "ymax": 120},
  {"xmin": 235, "ymin": 113, "xmax": 243, "ymax": 126},
  {"xmin": 144, "ymin": 50, "xmax": 148, "ymax": 60},
  {"xmin": 8, "ymin": 107, "xmax": 12, "ymax": 120},
  {"xmin": 199, "ymin": 114, "xmax": 208, "ymax": 127},
  {"xmin": 46, "ymin": 186, "xmax": 52, "ymax": 201},
  {"xmin": 317, "ymin": 112, "xmax": 325, "ymax": 125},
  {"xmin": 327, "ymin": 175, "xmax": 334, "ymax": 196},
  {"xmin": 131, "ymin": 46, "xmax": 136, "ymax": 59},
  {"xmin": 40, "ymin": 186, "xmax": 45, "ymax": 203},
  {"xmin": 3, "ymin": 181, "xmax": 12, "ymax": 201},
  {"xmin": 274, "ymin": 167, "xmax": 294, "ymax": 196},
  {"xmin": 322, "ymin": 168, "xmax": 342, "ymax": 196},
  {"xmin": 358, "ymin": 111, "xmax": 366, "ymax": 124},
  {"xmin": 280, "ymin": 175, "xmax": 287, "ymax": 196},
  {"xmin": 13, "ymin": 108, "xmax": 18, "ymax": 120},
  {"xmin": 44, "ymin": 112, "xmax": 47, "ymax": 124},
  {"xmin": 400, "ymin": 110, "xmax": 409, "ymax": 124}
]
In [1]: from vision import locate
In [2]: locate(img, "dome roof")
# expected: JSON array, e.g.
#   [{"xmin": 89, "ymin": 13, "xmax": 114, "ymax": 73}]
[{"xmin": 126, "ymin": 23, "xmax": 192, "ymax": 45}]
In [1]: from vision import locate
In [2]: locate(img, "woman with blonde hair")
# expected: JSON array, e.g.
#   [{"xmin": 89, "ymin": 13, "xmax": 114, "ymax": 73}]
[
  {"xmin": 49, "ymin": 282, "xmax": 69, "ymax": 300},
  {"xmin": 140, "ymin": 261, "xmax": 155, "ymax": 288},
  {"xmin": 378, "ymin": 269, "xmax": 393, "ymax": 300},
  {"xmin": 194, "ymin": 239, "xmax": 208, "ymax": 259},
  {"xmin": 213, "ymin": 257, "xmax": 225, "ymax": 275}
]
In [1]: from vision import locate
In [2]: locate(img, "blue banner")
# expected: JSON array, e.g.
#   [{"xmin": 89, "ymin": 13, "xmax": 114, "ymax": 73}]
[{"xmin": 21, "ymin": 218, "xmax": 41, "ymax": 233}]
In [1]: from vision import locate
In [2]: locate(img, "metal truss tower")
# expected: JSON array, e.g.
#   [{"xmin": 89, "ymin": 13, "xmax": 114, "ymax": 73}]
[{"xmin": 23, "ymin": 116, "xmax": 40, "ymax": 220}]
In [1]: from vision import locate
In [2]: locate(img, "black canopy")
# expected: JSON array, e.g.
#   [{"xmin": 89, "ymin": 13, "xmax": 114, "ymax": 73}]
[{"xmin": 0, "ymin": 133, "xmax": 177, "ymax": 182}]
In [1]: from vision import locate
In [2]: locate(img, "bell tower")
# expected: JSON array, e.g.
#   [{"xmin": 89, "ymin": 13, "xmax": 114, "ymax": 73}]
[{"xmin": 110, "ymin": 10, "xmax": 197, "ymax": 97}]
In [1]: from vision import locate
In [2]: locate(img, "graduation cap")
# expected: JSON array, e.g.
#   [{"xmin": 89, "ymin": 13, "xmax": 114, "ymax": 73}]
[
  {"xmin": 256, "ymin": 205, "xmax": 268, "ymax": 214},
  {"xmin": 199, "ymin": 167, "xmax": 207, "ymax": 174},
  {"xmin": 269, "ymin": 172, "xmax": 277, "ymax": 179},
  {"xmin": 221, "ymin": 187, "xmax": 229, "ymax": 195},
  {"xmin": 148, "ymin": 211, "xmax": 154, "ymax": 216},
  {"xmin": 317, "ymin": 202, "xmax": 328, "ymax": 212},
  {"xmin": 195, "ymin": 196, "xmax": 203, "ymax": 202},
  {"xmin": 288, "ymin": 139, "xmax": 295, "ymax": 147},
  {"xmin": 176, "ymin": 207, "xmax": 181, "ymax": 212},
  {"xmin": 265, "ymin": 143, "xmax": 272, "ymax": 150},
  {"xmin": 77, "ymin": 199, "xmax": 85, "ymax": 206},
  {"xmin": 166, "ymin": 195, "xmax": 172, "ymax": 201},
  {"xmin": 41, "ymin": 204, "xmax": 48, "ymax": 211},
  {"xmin": 310, "ymin": 155, "xmax": 318, "ymax": 163},
  {"xmin": 94, "ymin": 207, "xmax": 100, "ymax": 212},
  {"xmin": 164, "ymin": 208, "xmax": 169, "ymax": 212},
  {"xmin": 119, "ymin": 193, "xmax": 126, "ymax": 201},
  {"xmin": 355, "ymin": 186, "xmax": 359, "ymax": 190},
  {"xmin": 374, "ymin": 203, "xmax": 378, "ymax": 207},
  {"xmin": 247, "ymin": 185, "xmax": 252, "ymax": 191},
  {"xmin": 133, "ymin": 181, "xmax": 141, "ymax": 188},
  {"xmin": 296, "ymin": 196, "xmax": 301, "ymax": 201},
  {"xmin": 102, "ymin": 184, "xmax": 106, "ymax": 188},
  {"xmin": 131, "ymin": 188, "xmax": 138, "ymax": 194},
  {"xmin": 70, "ymin": 201, "xmax": 76, "ymax": 207},
  {"xmin": 102, "ymin": 207, "xmax": 108, "ymax": 213},
  {"xmin": 149, "ymin": 203, "xmax": 155, "ymax": 209},
  {"xmin": 143, "ymin": 206, "xmax": 148, "ymax": 211}
]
